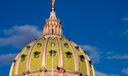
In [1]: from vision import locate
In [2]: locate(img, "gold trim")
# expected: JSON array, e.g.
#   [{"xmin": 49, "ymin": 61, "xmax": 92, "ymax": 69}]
[
  {"xmin": 52, "ymin": 0, "xmax": 55, "ymax": 11},
  {"xmin": 9, "ymin": 63, "xmax": 14, "ymax": 76},
  {"xmin": 57, "ymin": 37, "xmax": 64, "ymax": 67},
  {"xmin": 42, "ymin": 37, "xmax": 49, "ymax": 66}
]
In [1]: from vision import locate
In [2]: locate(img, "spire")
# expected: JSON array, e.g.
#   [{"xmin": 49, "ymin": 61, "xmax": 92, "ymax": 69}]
[
  {"xmin": 52, "ymin": 0, "xmax": 55, "ymax": 11},
  {"xmin": 42, "ymin": 0, "xmax": 63, "ymax": 37},
  {"xmin": 49, "ymin": 0, "xmax": 57, "ymax": 20}
]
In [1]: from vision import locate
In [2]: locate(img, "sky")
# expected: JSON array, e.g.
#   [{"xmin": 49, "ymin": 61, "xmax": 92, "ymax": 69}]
[{"xmin": 0, "ymin": 0, "xmax": 128, "ymax": 76}]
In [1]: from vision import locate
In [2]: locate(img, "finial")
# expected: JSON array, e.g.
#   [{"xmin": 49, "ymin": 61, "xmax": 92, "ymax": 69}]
[{"xmin": 52, "ymin": 0, "xmax": 55, "ymax": 11}]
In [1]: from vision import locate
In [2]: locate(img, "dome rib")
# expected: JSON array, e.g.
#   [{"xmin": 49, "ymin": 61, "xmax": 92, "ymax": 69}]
[
  {"xmin": 61, "ymin": 38, "xmax": 75, "ymax": 71},
  {"xmin": 42, "ymin": 37, "xmax": 49, "ymax": 66},
  {"xmin": 27, "ymin": 38, "xmax": 42, "ymax": 71},
  {"xmin": 56, "ymin": 37, "xmax": 64, "ymax": 67},
  {"xmin": 69, "ymin": 41, "xmax": 79, "ymax": 72},
  {"xmin": 10, "ymin": 51, "xmax": 22, "ymax": 76},
  {"xmin": 29, "ymin": 38, "xmax": 45, "ymax": 71},
  {"xmin": 65, "ymin": 39, "xmax": 78, "ymax": 71},
  {"xmin": 16, "ymin": 41, "xmax": 35, "ymax": 75}
]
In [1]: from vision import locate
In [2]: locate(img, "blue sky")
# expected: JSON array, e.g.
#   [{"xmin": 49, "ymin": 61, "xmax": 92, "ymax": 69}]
[{"xmin": 0, "ymin": 0, "xmax": 128, "ymax": 76}]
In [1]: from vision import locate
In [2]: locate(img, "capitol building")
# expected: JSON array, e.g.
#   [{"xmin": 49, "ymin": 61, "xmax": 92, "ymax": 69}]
[{"xmin": 9, "ymin": 0, "xmax": 95, "ymax": 76}]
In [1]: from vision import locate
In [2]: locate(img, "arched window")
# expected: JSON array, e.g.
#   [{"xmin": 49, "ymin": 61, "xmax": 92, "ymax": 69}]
[
  {"xmin": 13, "ymin": 60, "xmax": 16, "ymax": 65},
  {"xmin": 79, "ymin": 73, "xmax": 83, "ymax": 76},
  {"xmin": 26, "ymin": 45, "xmax": 30, "ymax": 50},
  {"xmin": 64, "ymin": 43, "xmax": 69, "ymax": 48},
  {"xmin": 34, "ymin": 51, "xmax": 40, "ymax": 58},
  {"xmin": 52, "ymin": 29, "xmax": 54, "ymax": 34},
  {"xmin": 89, "ymin": 60, "xmax": 92, "ymax": 66},
  {"xmin": 65, "ymin": 52, "xmax": 72, "ymax": 58},
  {"xmin": 75, "ymin": 46, "xmax": 79, "ymax": 51},
  {"xmin": 13, "ymin": 60, "xmax": 16, "ymax": 63},
  {"xmin": 79, "ymin": 55, "xmax": 85, "ymax": 62},
  {"xmin": 21, "ymin": 54, "xmax": 27, "ymax": 61},
  {"xmin": 49, "ymin": 50, "xmax": 56, "ymax": 57},
  {"xmin": 37, "ymin": 43, "xmax": 42, "ymax": 48},
  {"xmin": 84, "ymin": 51, "xmax": 86, "ymax": 54}
]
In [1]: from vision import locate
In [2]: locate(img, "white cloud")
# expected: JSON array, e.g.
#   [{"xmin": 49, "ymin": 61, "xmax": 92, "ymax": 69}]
[
  {"xmin": 96, "ymin": 71, "xmax": 109, "ymax": 76},
  {"xmin": 80, "ymin": 45, "xmax": 101, "ymax": 63},
  {"xmin": 120, "ymin": 30, "xmax": 128, "ymax": 37},
  {"xmin": 122, "ymin": 68, "xmax": 128, "ymax": 75},
  {"xmin": 0, "ymin": 53, "xmax": 16, "ymax": 65},
  {"xmin": 122, "ymin": 30, "xmax": 128, "ymax": 35},
  {"xmin": 121, "ymin": 17, "xmax": 128, "ymax": 22},
  {"xmin": 96, "ymin": 71, "xmax": 120, "ymax": 76},
  {"xmin": 120, "ymin": 17, "xmax": 128, "ymax": 40},
  {"xmin": 0, "ymin": 25, "xmax": 41, "ymax": 48},
  {"xmin": 107, "ymin": 54, "xmax": 128, "ymax": 60}
]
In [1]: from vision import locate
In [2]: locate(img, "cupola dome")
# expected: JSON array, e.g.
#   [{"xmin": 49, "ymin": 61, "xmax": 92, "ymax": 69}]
[{"xmin": 9, "ymin": 0, "xmax": 95, "ymax": 76}]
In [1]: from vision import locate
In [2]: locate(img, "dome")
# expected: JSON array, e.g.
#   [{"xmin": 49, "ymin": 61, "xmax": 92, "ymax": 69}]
[{"xmin": 9, "ymin": 0, "xmax": 95, "ymax": 76}]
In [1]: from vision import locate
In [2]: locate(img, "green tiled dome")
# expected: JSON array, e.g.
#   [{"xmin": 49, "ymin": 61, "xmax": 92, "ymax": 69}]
[
  {"xmin": 9, "ymin": 0, "xmax": 95, "ymax": 76},
  {"xmin": 10, "ymin": 36, "xmax": 95, "ymax": 76}
]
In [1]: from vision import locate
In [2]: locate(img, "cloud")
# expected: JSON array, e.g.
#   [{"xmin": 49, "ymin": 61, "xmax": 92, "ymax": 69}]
[
  {"xmin": 96, "ymin": 71, "xmax": 109, "ymax": 76},
  {"xmin": 0, "ymin": 53, "xmax": 16, "ymax": 65},
  {"xmin": 121, "ymin": 30, "xmax": 128, "ymax": 35},
  {"xmin": 121, "ymin": 17, "xmax": 128, "ymax": 22},
  {"xmin": 80, "ymin": 45, "xmax": 101, "ymax": 63},
  {"xmin": 119, "ymin": 29, "xmax": 128, "ymax": 40},
  {"xmin": 120, "ymin": 29, "xmax": 128, "ymax": 37},
  {"xmin": 120, "ymin": 17, "xmax": 128, "ymax": 40},
  {"xmin": 107, "ymin": 54, "xmax": 128, "ymax": 60},
  {"xmin": 0, "ymin": 25, "xmax": 41, "ymax": 48},
  {"xmin": 96, "ymin": 71, "xmax": 120, "ymax": 76},
  {"xmin": 122, "ymin": 68, "xmax": 128, "ymax": 75}
]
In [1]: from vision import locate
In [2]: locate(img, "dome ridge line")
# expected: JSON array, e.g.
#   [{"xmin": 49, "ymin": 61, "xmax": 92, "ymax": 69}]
[
  {"xmin": 56, "ymin": 37, "xmax": 64, "ymax": 67},
  {"xmin": 65, "ymin": 39, "xmax": 77, "ymax": 71},
  {"xmin": 42, "ymin": 37, "xmax": 49, "ymax": 66},
  {"xmin": 14, "ymin": 48, "xmax": 26, "ymax": 74},
  {"xmin": 14, "ymin": 50, "xmax": 25, "ymax": 75},
  {"xmin": 27, "ymin": 38, "xmax": 42, "ymax": 71},
  {"xmin": 15, "ymin": 41, "xmax": 36, "ymax": 75},
  {"xmin": 69, "ymin": 41, "xmax": 79, "ymax": 71}
]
